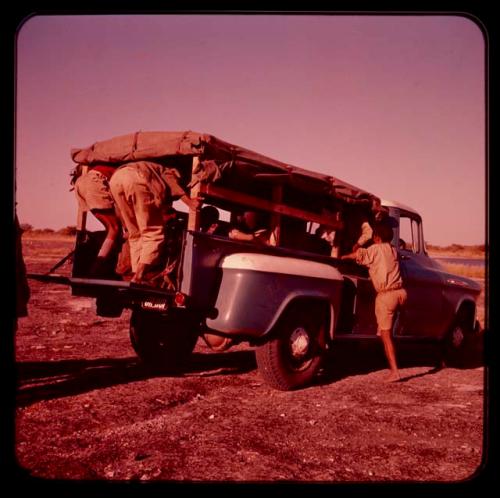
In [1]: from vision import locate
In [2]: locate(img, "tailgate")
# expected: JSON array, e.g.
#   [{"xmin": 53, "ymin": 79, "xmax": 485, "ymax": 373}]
[{"xmin": 27, "ymin": 273, "xmax": 174, "ymax": 300}]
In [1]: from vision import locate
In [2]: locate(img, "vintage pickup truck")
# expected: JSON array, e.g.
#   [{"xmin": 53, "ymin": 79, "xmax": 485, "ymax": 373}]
[{"xmin": 29, "ymin": 131, "xmax": 482, "ymax": 390}]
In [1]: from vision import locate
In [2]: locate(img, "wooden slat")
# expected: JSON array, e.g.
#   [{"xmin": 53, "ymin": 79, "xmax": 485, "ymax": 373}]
[
  {"xmin": 199, "ymin": 183, "xmax": 343, "ymax": 229},
  {"xmin": 76, "ymin": 165, "xmax": 88, "ymax": 231},
  {"xmin": 271, "ymin": 184, "xmax": 283, "ymax": 245},
  {"xmin": 187, "ymin": 157, "xmax": 201, "ymax": 231}
]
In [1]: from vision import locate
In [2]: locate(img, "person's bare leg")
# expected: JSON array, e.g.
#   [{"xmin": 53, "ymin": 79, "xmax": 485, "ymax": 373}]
[{"xmin": 379, "ymin": 329, "xmax": 400, "ymax": 382}]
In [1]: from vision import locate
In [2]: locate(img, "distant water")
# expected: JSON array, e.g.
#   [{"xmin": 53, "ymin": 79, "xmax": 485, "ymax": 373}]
[{"xmin": 433, "ymin": 256, "xmax": 485, "ymax": 268}]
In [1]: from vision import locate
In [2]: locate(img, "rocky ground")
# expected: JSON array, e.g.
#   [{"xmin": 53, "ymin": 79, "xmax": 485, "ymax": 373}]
[{"xmin": 13, "ymin": 235, "xmax": 487, "ymax": 486}]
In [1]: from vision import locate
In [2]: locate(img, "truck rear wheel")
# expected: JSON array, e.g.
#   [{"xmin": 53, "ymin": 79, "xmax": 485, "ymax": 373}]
[
  {"xmin": 255, "ymin": 303, "xmax": 327, "ymax": 390},
  {"xmin": 130, "ymin": 310, "xmax": 199, "ymax": 372}
]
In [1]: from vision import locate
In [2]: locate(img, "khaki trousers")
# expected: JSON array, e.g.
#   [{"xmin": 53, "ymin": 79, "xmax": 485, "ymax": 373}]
[{"xmin": 109, "ymin": 165, "xmax": 165, "ymax": 272}]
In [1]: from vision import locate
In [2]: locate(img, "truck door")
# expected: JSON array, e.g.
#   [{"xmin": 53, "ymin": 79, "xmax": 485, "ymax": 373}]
[{"xmin": 396, "ymin": 211, "xmax": 445, "ymax": 338}]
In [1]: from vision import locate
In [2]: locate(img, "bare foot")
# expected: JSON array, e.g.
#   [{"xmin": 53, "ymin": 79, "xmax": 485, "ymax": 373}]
[{"xmin": 385, "ymin": 372, "xmax": 401, "ymax": 383}]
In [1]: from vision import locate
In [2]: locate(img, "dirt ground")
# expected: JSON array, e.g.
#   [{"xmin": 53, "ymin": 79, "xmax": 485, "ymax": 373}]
[{"xmin": 14, "ymin": 236, "xmax": 487, "ymax": 483}]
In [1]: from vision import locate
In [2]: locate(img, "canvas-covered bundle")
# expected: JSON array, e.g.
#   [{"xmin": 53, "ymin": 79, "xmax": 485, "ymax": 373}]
[
  {"xmin": 71, "ymin": 130, "xmax": 382, "ymax": 210},
  {"xmin": 71, "ymin": 131, "xmax": 207, "ymax": 165}
]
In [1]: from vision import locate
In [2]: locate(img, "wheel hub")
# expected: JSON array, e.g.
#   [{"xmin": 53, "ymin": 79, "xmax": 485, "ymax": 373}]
[
  {"xmin": 451, "ymin": 326, "xmax": 464, "ymax": 348},
  {"xmin": 289, "ymin": 327, "xmax": 310, "ymax": 358}
]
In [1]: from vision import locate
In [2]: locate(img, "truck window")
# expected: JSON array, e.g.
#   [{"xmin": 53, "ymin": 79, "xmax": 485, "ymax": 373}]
[{"xmin": 399, "ymin": 214, "xmax": 422, "ymax": 253}]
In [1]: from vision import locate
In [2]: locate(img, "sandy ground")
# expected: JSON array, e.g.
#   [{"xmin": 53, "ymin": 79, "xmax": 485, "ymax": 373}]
[{"xmin": 14, "ymin": 236, "xmax": 488, "ymax": 485}]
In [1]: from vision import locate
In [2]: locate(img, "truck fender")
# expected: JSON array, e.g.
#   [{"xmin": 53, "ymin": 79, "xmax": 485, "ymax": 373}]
[
  {"xmin": 452, "ymin": 297, "xmax": 477, "ymax": 331},
  {"xmin": 206, "ymin": 253, "xmax": 343, "ymax": 338},
  {"xmin": 262, "ymin": 294, "xmax": 336, "ymax": 342}
]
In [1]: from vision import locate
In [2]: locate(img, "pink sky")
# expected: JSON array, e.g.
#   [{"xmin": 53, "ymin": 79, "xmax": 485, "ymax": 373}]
[{"xmin": 15, "ymin": 14, "xmax": 485, "ymax": 245}]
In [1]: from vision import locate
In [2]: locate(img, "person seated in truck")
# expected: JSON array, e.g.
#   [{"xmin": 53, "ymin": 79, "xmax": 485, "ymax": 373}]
[
  {"xmin": 199, "ymin": 205, "xmax": 227, "ymax": 236},
  {"xmin": 316, "ymin": 210, "xmax": 342, "ymax": 256},
  {"xmin": 312, "ymin": 208, "xmax": 344, "ymax": 257},
  {"xmin": 315, "ymin": 224, "xmax": 340, "ymax": 257},
  {"xmin": 341, "ymin": 221, "xmax": 408, "ymax": 383},
  {"xmin": 109, "ymin": 160, "xmax": 198, "ymax": 285},
  {"xmin": 71, "ymin": 163, "xmax": 123, "ymax": 277},
  {"xmin": 228, "ymin": 210, "xmax": 277, "ymax": 246}
]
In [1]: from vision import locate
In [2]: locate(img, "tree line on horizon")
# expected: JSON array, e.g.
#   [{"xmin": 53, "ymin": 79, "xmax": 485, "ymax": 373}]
[
  {"xmin": 19, "ymin": 223, "xmax": 485, "ymax": 253},
  {"xmin": 20, "ymin": 224, "xmax": 77, "ymax": 236}
]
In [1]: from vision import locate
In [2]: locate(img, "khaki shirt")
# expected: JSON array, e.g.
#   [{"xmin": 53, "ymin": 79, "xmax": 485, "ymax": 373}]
[
  {"xmin": 119, "ymin": 161, "xmax": 186, "ymax": 207},
  {"xmin": 356, "ymin": 221, "xmax": 373, "ymax": 247},
  {"xmin": 355, "ymin": 243, "xmax": 403, "ymax": 293}
]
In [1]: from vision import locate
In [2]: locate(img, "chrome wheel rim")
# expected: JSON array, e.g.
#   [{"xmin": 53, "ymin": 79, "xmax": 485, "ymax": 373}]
[
  {"xmin": 289, "ymin": 327, "xmax": 310, "ymax": 359},
  {"xmin": 451, "ymin": 326, "xmax": 464, "ymax": 348}
]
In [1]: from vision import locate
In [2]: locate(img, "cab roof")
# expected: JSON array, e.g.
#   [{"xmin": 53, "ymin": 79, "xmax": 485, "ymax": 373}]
[{"xmin": 381, "ymin": 199, "xmax": 420, "ymax": 217}]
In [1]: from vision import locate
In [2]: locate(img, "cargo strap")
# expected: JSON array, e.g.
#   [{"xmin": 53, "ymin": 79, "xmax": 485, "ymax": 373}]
[{"xmin": 46, "ymin": 250, "xmax": 75, "ymax": 275}]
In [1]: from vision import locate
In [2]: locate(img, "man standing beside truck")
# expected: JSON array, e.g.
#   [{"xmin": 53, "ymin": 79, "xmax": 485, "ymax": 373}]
[
  {"xmin": 15, "ymin": 214, "xmax": 30, "ymax": 324},
  {"xmin": 341, "ymin": 221, "xmax": 407, "ymax": 382}
]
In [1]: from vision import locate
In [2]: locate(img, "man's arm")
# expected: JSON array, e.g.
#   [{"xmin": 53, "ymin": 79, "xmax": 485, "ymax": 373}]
[
  {"xmin": 341, "ymin": 251, "xmax": 357, "ymax": 261},
  {"xmin": 342, "ymin": 246, "xmax": 373, "ymax": 267},
  {"xmin": 92, "ymin": 209, "xmax": 122, "ymax": 258},
  {"xmin": 228, "ymin": 228, "xmax": 255, "ymax": 242},
  {"xmin": 180, "ymin": 194, "xmax": 200, "ymax": 211},
  {"xmin": 353, "ymin": 221, "xmax": 373, "ymax": 251}
]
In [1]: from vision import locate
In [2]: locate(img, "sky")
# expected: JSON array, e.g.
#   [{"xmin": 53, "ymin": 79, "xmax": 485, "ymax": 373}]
[{"xmin": 15, "ymin": 14, "xmax": 485, "ymax": 245}]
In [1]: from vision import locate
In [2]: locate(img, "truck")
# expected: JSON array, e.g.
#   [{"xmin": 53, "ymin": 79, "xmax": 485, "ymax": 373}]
[{"xmin": 29, "ymin": 130, "xmax": 482, "ymax": 390}]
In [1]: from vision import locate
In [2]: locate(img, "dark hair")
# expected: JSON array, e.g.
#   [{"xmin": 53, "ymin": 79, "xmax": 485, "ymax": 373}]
[
  {"xmin": 200, "ymin": 205, "xmax": 220, "ymax": 230},
  {"xmin": 244, "ymin": 210, "xmax": 268, "ymax": 230},
  {"xmin": 70, "ymin": 164, "xmax": 84, "ymax": 186},
  {"xmin": 373, "ymin": 222, "xmax": 394, "ymax": 243}
]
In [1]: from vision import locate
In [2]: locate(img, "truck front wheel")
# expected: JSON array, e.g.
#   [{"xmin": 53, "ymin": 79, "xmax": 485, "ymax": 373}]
[
  {"xmin": 130, "ymin": 310, "xmax": 199, "ymax": 372},
  {"xmin": 442, "ymin": 307, "xmax": 477, "ymax": 368},
  {"xmin": 255, "ymin": 303, "xmax": 327, "ymax": 390}
]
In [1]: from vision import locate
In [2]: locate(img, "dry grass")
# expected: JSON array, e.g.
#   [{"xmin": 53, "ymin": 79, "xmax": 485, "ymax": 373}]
[
  {"xmin": 427, "ymin": 244, "xmax": 485, "ymax": 259},
  {"xmin": 22, "ymin": 232, "xmax": 75, "ymax": 242},
  {"xmin": 440, "ymin": 263, "xmax": 485, "ymax": 279}
]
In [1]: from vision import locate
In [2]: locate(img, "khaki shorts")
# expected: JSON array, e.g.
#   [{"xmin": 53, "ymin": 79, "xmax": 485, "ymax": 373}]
[
  {"xmin": 375, "ymin": 288, "xmax": 408, "ymax": 334},
  {"xmin": 74, "ymin": 170, "xmax": 114, "ymax": 211}
]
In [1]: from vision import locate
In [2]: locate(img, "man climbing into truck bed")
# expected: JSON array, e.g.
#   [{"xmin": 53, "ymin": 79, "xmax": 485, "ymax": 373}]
[
  {"xmin": 71, "ymin": 163, "xmax": 123, "ymax": 277},
  {"xmin": 109, "ymin": 159, "xmax": 198, "ymax": 285}
]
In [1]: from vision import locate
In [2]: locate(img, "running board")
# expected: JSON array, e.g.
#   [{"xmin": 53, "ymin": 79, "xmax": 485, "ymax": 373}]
[{"xmin": 334, "ymin": 333, "xmax": 440, "ymax": 342}]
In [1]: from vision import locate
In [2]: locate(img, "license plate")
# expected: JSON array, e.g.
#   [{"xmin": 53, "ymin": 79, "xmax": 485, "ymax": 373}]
[{"xmin": 140, "ymin": 298, "xmax": 168, "ymax": 311}]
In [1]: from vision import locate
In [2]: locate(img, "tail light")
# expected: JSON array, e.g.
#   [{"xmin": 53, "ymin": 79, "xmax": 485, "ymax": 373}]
[{"xmin": 174, "ymin": 292, "xmax": 186, "ymax": 307}]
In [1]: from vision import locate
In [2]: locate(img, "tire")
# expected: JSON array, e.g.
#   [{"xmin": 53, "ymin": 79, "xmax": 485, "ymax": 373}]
[
  {"xmin": 442, "ymin": 308, "xmax": 475, "ymax": 368},
  {"xmin": 255, "ymin": 303, "xmax": 327, "ymax": 391},
  {"xmin": 130, "ymin": 310, "xmax": 199, "ymax": 372}
]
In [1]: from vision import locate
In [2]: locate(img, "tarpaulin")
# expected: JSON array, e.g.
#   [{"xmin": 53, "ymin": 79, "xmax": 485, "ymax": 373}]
[{"xmin": 71, "ymin": 130, "xmax": 382, "ymax": 209}]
